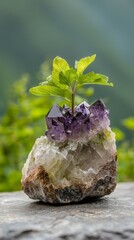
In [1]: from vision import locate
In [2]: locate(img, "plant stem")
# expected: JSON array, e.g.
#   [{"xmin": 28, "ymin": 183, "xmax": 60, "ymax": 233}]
[{"xmin": 71, "ymin": 92, "xmax": 75, "ymax": 116}]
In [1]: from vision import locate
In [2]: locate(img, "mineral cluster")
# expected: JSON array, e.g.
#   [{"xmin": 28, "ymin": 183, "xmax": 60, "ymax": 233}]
[
  {"xmin": 22, "ymin": 100, "xmax": 117, "ymax": 204},
  {"xmin": 46, "ymin": 100, "xmax": 110, "ymax": 142}
]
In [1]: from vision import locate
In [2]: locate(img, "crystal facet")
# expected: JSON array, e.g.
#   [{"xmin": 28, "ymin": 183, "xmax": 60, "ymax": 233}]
[
  {"xmin": 46, "ymin": 99, "xmax": 110, "ymax": 142},
  {"xmin": 46, "ymin": 104, "xmax": 67, "ymax": 142}
]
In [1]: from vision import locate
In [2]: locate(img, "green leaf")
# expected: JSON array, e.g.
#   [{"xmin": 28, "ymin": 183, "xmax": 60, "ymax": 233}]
[
  {"xmin": 39, "ymin": 75, "xmax": 55, "ymax": 86},
  {"xmin": 59, "ymin": 72, "xmax": 69, "ymax": 86},
  {"xmin": 52, "ymin": 57, "xmax": 70, "ymax": 89},
  {"xmin": 59, "ymin": 69, "xmax": 77, "ymax": 87},
  {"xmin": 52, "ymin": 74, "xmax": 69, "ymax": 90},
  {"xmin": 78, "ymin": 72, "xmax": 113, "ymax": 87},
  {"xmin": 30, "ymin": 85, "xmax": 64, "ymax": 97},
  {"xmin": 65, "ymin": 68, "xmax": 77, "ymax": 84},
  {"xmin": 29, "ymin": 55, "xmax": 114, "ymax": 116},
  {"xmin": 30, "ymin": 85, "xmax": 71, "ymax": 101},
  {"xmin": 64, "ymin": 89, "xmax": 71, "ymax": 101},
  {"xmin": 53, "ymin": 56, "xmax": 70, "ymax": 73},
  {"xmin": 75, "ymin": 54, "xmax": 96, "ymax": 75}
]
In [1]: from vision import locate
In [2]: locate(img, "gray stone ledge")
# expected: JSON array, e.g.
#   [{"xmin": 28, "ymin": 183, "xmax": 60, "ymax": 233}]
[{"xmin": 0, "ymin": 183, "xmax": 134, "ymax": 240}]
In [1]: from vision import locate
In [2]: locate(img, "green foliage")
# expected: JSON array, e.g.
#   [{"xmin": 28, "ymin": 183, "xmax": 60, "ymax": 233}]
[
  {"xmin": 112, "ymin": 128, "xmax": 125, "ymax": 142},
  {"xmin": 30, "ymin": 55, "xmax": 113, "ymax": 114},
  {"xmin": 75, "ymin": 55, "xmax": 96, "ymax": 74},
  {"xmin": 0, "ymin": 75, "xmax": 57, "ymax": 191},
  {"xmin": 0, "ymin": 61, "xmax": 94, "ymax": 192},
  {"xmin": 113, "ymin": 119, "xmax": 134, "ymax": 182},
  {"xmin": 122, "ymin": 117, "xmax": 134, "ymax": 130},
  {"xmin": 117, "ymin": 141, "xmax": 134, "ymax": 182},
  {"xmin": 0, "ymin": 59, "xmax": 134, "ymax": 192},
  {"xmin": 0, "ymin": 0, "xmax": 134, "ymax": 129}
]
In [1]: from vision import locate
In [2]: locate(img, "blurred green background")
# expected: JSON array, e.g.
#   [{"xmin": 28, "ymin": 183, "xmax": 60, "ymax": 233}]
[{"xmin": 0, "ymin": 0, "xmax": 134, "ymax": 191}]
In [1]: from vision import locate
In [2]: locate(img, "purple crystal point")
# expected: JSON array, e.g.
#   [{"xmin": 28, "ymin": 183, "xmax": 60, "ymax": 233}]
[
  {"xmin": 89, "ymin": 99, "xmax": 109, "ymax": 130},
  {"xmin": 77, "ymin": 101, "xmax": 90, "ymax": 109},
  {"xmin": 45, "ymin": 100, "xmax": 110, "ymax": 143},
  {"xmin": 47, "ymin": 104, "xmax": 62, "ymax": 117},
  {"xmin": 75, "ymin": 101, "xmax": 90, "ymax": 116},
  {"xmin": 68, "ymin": 101, "xmax": 90, "ymax": 139},
  {"xmin": 46, "ymin": 104, "xmax": 67, "ymax": 142},
  {"xmin": 90, "ymin": 99, "xmax": 109, "ymax": 118},
  {"xmin": 91, "ymin": 99, "xmax": 106, "ymax": 108}
]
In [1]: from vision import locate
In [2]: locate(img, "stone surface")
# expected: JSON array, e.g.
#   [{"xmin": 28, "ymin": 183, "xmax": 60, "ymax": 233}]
[{"xmin": 0, "ymin": 183, "xmax": 134, "ymax": 240}]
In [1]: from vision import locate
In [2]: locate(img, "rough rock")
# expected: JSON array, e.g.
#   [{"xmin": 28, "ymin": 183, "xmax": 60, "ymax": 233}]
[
  {"xmin": 22, "ymin": 100, "xmax": 117, "ymax": 204},
  {"xmin": 0, "ymin": 183, "xmax": 134, "ymax": 240},
  {"xmin": 22, "ymin": 131, "xmax": 117, "ymax": 203}
]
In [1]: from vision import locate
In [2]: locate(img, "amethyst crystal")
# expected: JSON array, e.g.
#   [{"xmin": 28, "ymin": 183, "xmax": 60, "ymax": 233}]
[
  {"xmin": 46, "ymin": 104, "xmax": 67, "ymax": 142},
  {"xmin": 22, "ymin": 99, "xmax": 117, "ymax": 204},
  {"xmin": 46, "ymin": 99, "xmax": 110, "ymax": 142}
]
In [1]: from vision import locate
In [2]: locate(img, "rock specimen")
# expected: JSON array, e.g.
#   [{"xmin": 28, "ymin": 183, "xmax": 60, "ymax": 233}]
[{"xmin": 22, "ymin": 100, "xmax": 117, "ymax": 204}]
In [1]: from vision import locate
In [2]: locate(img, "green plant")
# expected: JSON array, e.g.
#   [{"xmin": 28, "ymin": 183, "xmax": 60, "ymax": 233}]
[
  {"xmin": 0, "ymin": 74, "xmax": 57, "ymax": 191},
  {"xmin": 113, "ymin": 117, "xmax": 134, "ymax": 182},
  {"xmin": 1, "ymin": 58, "xmax": 134, "ymax": 192},
  {"xmin": 0, "ymin": 61, "xmax": 94, "ymax": 192},
  {"xmin": 30, "ymin": 55, "xmax": 113, "ymax": 115},
  {"xmin": 117, "ymin": 140, "xmax": 134, "ymax": 181}
]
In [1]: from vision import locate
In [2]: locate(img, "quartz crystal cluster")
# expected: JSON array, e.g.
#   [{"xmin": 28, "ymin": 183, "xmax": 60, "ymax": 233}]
[{"xmin": 22, "ymin": 100, "xmax": 117, "ymax": 204}]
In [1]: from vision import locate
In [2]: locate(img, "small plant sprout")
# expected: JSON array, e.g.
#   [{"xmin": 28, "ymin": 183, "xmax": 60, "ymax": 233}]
[{"xmin": 30, "ymin": 55, "xmax": 113, "ymax": 115}]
